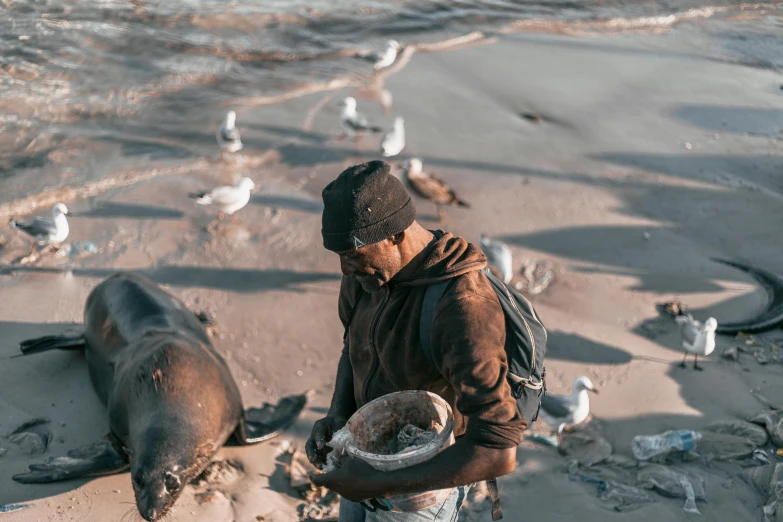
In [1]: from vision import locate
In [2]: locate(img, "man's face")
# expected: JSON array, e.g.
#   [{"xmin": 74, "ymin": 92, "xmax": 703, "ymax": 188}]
[{"xmin": 336, "ymin": 237, "xmax": 402, "ymax": 293}]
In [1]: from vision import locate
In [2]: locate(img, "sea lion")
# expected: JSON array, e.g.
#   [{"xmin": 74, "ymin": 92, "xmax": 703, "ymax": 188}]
[
  {"xmin": 12, "ymin": 272, "xmax": 308, "ymax": 522},
  {"xmin": 711, "ymin": 258, "xmax": 783, "ymax": 335}
]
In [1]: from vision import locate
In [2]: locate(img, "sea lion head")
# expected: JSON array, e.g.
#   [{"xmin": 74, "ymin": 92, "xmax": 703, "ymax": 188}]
[{"xmin": 130, "ymin": 424, "xmax": 213, "ymax": 521}]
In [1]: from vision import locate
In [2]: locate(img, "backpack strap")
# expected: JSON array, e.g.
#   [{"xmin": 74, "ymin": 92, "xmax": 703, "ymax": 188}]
[
  {"xmin": 486, "ymin": 478, "xmax": 504, "ymax": 520},
  {"xmin": 419, "ymin": 280, "xmax": 452, "ymax": 366}
]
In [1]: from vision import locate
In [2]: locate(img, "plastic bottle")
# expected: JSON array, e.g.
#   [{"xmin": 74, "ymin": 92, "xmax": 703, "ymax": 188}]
[{"xmin": 631, "ymin": 430, "xmax": 703, "ymax": 461}]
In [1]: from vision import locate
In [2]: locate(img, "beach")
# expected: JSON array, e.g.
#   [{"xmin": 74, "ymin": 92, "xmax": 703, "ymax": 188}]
[{"xmin": 1, "ymin": 6, "xmax": 783, "ymax": 521}]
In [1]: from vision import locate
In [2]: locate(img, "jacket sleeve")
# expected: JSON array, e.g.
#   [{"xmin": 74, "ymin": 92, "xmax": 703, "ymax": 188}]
[{"xmin": 430, "ymin": 289, "xmax": 526, "ymax": 449}]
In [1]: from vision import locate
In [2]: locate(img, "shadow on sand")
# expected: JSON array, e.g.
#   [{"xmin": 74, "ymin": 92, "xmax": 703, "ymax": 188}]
[
  {"xmin": 76, "ymin": 202, "xmax": 185, "ymax": 220},
  {"xmin": 546, "ymin": 331, "xmax": 632, "ymax": 365},
  {"xmin": 3, "ymin": 266, "xmax": 342, "ymax": 293},
  {"xmin": 0, "ymin": 320, "xmax": 103, "ymax": 505}
]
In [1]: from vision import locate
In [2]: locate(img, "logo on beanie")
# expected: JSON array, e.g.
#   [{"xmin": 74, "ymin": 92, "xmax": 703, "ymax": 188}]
[{"xmin": 352, "ymin": 236, "xmax": 366, "ymax": 248}]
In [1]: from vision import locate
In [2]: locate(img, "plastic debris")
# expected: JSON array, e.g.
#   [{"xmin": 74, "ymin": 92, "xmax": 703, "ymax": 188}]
[
  {"xmin": 192, "ymin": 460, "xmax": 242, "ymax": 487},
  {"xmin": 290, "ymin": 449, "xmax": 315, "ymax": 489},
  {"xmin": 298, "ymin": 486, "xmax": 340, "ymax": 522},
  {"xmin": 697, "ymin": 431, "xmax": 756, "ymax": 461},
  {"xmin": 762, "ymin": 463, "xmax": 783, "ymax": 522},
  {"xmin": 680, "ymin": 477, "xmax": 701, "ymax": 515},
  {"xmin": 0, "ymin": 504, "xmax": 28, "ymax": 513},
  {"xmin": 568, "ymin": 472, "xmax": 607, "ymax": 496},
  {"xmin": 6, "ymin": 418, "xmax": 51, "ymax": 455},
  {"xmin": 559, "ymin": 429, "xmax": 613, "ymax": 467},
  {"xmin": 600, "ymin": 482, "xmax": 653, "ymax": 512},
  {"xmin": 568, "ymin": 472, "xmax": 652, "ymax": 512},
  {"xmin": 632, "ymin": 430, "xmax": 702, "ymax": 461},
  {"xmin": 722, "ymin": 346, "xmax": 739, "ymax": 361},
  {"xmin": 704, "ymin": 420, "xmax": 769, "ymax": 447},
  {"xmin": 754, "ymin": 450, "xmax": 771, "ymax": 465},
  {"xmin": 529, "ymin": 433, "xmax": 559, "ymax": 447},
  {"xmin": 661, "ymin": 300, "xmax": 688, "ymax": 317},
  {"xmin": 751, "ymin": 411, "xmax": 783, "ymax": 447},
  {"xmin": 637, "ymin": 464, "xmax": 706, "ymax": 502},
  {"xmin": 515, "ymin": 259, "xmax": 554, "ymax": 295},
  {"xmin": 394, "ymin": 424, "xmax": 437, "ymax": 454}
]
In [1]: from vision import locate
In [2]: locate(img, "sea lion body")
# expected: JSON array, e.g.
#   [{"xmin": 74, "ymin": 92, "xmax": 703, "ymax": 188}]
[
  {"xmin": 14, "ymin": 272, "xmax": 306, "ymax": 522},
  {"xmin": 83, "ymin": 273, "xmax": 242, "ymax": 444}
]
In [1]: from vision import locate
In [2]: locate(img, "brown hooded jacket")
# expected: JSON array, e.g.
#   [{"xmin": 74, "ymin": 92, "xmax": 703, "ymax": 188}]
[{"xmin": 339, "ymin": 232, "xmax": 526, "ymax": 449}]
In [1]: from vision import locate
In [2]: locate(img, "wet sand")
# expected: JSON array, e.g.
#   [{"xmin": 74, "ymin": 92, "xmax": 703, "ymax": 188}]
[{"xmin": 2, "ymin": 18, "xmax": 783, "ymax": 522}]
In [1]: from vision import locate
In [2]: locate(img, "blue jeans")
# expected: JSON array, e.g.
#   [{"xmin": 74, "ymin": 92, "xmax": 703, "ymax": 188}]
[{"xmin": 338, "ymin": 486, "xmax": 470, "ymax": 522}]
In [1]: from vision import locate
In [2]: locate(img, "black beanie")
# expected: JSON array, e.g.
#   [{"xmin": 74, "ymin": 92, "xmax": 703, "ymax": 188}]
[{"xmin": 321, "ymin": 160, "xmax": 416, "ymax": 252}]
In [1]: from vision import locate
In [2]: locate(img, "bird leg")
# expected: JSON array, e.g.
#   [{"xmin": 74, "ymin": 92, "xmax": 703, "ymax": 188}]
[
  {"xmin": 218, "ymin": 210, "xmax": 225, "ymax": 221},
  {"xmin": 354, "ymin": 133, "xmax": 363, "ymax": 144},
  {"xmin": 556, "ymin": 424, "xmax": 566, "ymax": 446},
  {"xmin": 26, "ymin": 243, "xmax": 38, "ymax": 259},
  {"xmin": 436, "ymin": 204, "xmax": 445, "ymax": 224},
  {"xmin": 680, "ymin": 352, "xmax": 688, "ymax": 368},
  {"xmin": 693, "ymin": 354, "xmax": 703, "ymax": 371},
  {"xmin": 229, "ymin": 214, "xmax": 238, "ymax": 224}
]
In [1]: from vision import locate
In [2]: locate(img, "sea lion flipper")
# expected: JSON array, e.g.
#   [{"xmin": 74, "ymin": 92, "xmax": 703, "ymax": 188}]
[
  {"xmin": 235, "ymin": 393, "xmax": 309, "ymax": 445},
  {"xmin": 12, "ymin": 440, "xmax": 129, "ymax": 484},
  {"xmin": 19, "ymin": 334, "xmax": 86, "ymax": 356}
]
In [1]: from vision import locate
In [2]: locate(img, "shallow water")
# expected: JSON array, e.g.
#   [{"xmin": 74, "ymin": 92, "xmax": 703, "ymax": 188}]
[{"xmin": 1, "ymin": 0, "xmax": 781, "ymax": 207}]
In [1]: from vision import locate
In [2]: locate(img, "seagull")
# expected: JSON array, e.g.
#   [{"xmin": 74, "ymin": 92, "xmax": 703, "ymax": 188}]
[
  {"xmin": 380, "ymin": 116, "xmax": 405, "ymax": 157},
  {"xmin": 402, "ymin": 158, "xmax": 470, "ymax": 223},
  {"xmin": 358, "ymin": 40, "xmax": 400, "ymax": 71},
  {"xmin": 9, "ymin": 203, "xmax": 71, "ymax": 258},
  {"xmin": 216, "ymin": 110, "xmax": 243, "ymax": 158},
  {"xmin": 338, "ymin": 97, "xmax": 383, "ymax": 142},
  {"xmin": 539, "ymin": 376, "xmax": 599, "ymax": 443},
  {"xmin": 675, "ymin": 315, "xmax": 717, "ymax": 370},
  {"xmin": 479, "ymin": 234, "xmax": 513, "ymax": 284},
  {"xmin": 188, "ymin": 177, "xmax": 255, "ymax": 222}
]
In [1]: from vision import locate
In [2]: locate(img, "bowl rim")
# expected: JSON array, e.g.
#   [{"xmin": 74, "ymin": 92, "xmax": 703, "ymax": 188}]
[{"xmin": 344, "ymin": 390, "xmax": 455, "ymax": 462}]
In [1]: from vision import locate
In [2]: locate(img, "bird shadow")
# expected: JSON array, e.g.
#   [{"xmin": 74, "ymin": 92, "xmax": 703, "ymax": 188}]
[
  {"xmin": 244, "ymin": 123, "xmax": 330, "ymax": 144},
  {"xmin": 3, "ymin": 266, "xmax": 341, "ymax": 294},
  {"xmin": 546, "ymin": 331, "xmax": 633, "ymax": 365},
  {"xmin": 250, "ymin": 194, "xmax": 324, "ymax": 214},
  {"xmin": 76, "ymin": 202, "xmax": 185, "ymax": 220},
  {"xmin": 671, "ymin": 104, "xmax": 783, "ymax": 137}
]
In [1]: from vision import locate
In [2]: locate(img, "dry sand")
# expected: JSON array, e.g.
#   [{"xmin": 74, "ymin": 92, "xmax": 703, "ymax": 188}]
[{"xmin": 2, "ymin": 16, "xmax": 783, "ymax": 522}]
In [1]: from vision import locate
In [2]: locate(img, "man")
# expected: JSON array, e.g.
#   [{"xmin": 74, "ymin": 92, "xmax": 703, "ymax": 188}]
[{"xmin": 307, "ymin": 161, "xmax": 525, "ymax": 521}]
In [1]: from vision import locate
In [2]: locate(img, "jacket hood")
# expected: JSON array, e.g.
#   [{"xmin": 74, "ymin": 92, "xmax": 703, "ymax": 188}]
[{"xmin": 392, "ymin": 231, "xmax": 487, "ymax": 287}]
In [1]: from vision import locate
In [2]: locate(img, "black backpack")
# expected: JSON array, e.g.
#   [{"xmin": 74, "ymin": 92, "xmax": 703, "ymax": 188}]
[{"xmin": 419, "ymin": 267, "xmax": 548, "ymax": 425}]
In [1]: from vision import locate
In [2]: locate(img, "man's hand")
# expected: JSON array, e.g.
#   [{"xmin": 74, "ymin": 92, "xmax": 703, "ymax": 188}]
[
  {"xmin": 309, "ymin": 455, "xmax": 381, "ymax": 502},
  {"xmin": 305, "ymin": 415, "xmax": 348, "ymax": 469}
]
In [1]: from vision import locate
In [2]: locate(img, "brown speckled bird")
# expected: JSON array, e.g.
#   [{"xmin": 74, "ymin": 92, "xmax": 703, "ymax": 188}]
[{"xmin": 402, "ymin": 158, "xmax": 470, "ymax": 223}]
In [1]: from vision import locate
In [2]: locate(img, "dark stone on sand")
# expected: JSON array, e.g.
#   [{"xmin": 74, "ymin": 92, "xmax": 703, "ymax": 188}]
[{"xmin": 520, "ymin": 112, "xmax": 543, "ymax": 123}]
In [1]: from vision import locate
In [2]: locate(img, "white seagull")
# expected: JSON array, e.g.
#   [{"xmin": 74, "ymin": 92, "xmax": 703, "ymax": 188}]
[
  {"xmin": 216, "ymin": 110, "xmax": 243, "ymax": 157},
  {"xmin": 9, "ymin": 203, "xmax": 71, "ymax": 258},
  {"xmin": 359, "ymin": 40, "xmax": 400, "ymax": 71},
  {"xmin": 539, "ymin": 376, "xmax": 599, "ymax": 443},
  {"xmin": 189, "ymin": 177, "xmax": 255, "ymax": 222},
  {"xmin": 479, "ymin": 234, "xmax": 513, "ymax": 284},
  {"xmin": 338, "ymin": 97, "xmax": 383, "ymax": 142},
  {"xmin": 380, "ymin": 116, "xmax": 405, "ymax": 157},
  {"xmin": 675, "ymin": 315, "xmax": 717, "ymax": 370}
]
